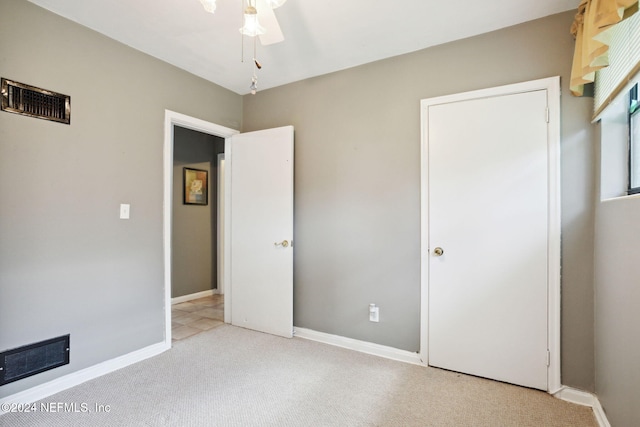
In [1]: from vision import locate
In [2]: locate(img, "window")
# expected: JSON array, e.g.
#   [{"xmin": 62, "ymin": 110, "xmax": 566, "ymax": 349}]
[
  {"xmin": 598, "ymin": 81, "xmax": 638, "ymax": 201},
  {"xmin": 630, "ymin": 84, "xmax": 640, "ymax": 194}
]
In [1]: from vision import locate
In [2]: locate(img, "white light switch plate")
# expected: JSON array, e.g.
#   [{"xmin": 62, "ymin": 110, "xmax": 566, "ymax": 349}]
[
  {"xmin": 119, "ymin": 204, "xmax": 130, "ymax": 219},
  {"xmin": 369, "ymin": 306, "xmax": 379, "ymax": 322}
]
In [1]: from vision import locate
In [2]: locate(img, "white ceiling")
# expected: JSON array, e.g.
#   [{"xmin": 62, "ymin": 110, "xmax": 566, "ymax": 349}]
[{"xmin": 28, "ymin": 0, "xmax": 577, "ymax": 95}]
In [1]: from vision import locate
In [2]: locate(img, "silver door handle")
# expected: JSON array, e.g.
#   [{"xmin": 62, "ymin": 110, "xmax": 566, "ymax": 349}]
[{"xmin": 274, "ymin": 240, "xmax": 289, "ymax": 247}]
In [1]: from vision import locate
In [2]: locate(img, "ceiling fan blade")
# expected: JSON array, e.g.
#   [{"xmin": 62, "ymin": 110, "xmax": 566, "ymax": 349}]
[{"xmin": 256, "ymin": 0, "xmax": 284, "ymax": 45}]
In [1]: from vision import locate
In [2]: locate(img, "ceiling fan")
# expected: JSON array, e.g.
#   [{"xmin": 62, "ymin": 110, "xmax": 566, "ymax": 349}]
[{"xmin": 199, "ymin": 0, "xmax": 286, "ymax": 45}]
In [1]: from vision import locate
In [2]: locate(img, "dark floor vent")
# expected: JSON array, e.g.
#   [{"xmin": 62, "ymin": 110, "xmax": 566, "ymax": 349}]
[
  {"xmin": 0, "ymin": 335, "xmax": 70, "ymax": 386},
  {"xmin": 1, "ymin": 78, "xmax": 71, "ymax": 124}
]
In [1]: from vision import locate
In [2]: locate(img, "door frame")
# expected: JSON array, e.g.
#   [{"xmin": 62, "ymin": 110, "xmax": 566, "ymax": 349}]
[
  {"xmin": 163, "ymin": 110, "xmax": 239, "ymax": 344},
  {"xmin": 419, "ymin": 77, "xmax": 561, "ymax": 393},
  {"xmin": 216, "ymin": 153, "xmax": 225, "ymax": 296}
]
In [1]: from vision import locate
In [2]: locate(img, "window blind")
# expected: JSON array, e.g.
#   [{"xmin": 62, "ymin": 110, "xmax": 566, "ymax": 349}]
[{"xmin": 594, "ymin": 11, "xmax": 640, "ymax": 119}]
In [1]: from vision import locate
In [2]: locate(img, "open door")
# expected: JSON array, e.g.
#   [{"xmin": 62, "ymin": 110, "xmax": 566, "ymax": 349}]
[{"xmin": 229, "ymin": 126, "xmax": 294, "ymax": 338}]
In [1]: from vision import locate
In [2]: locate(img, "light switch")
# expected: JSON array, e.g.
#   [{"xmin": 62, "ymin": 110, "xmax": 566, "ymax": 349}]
[{"xmin": 119, "ymin": 204, "xmax": 130, "ymax": 220}]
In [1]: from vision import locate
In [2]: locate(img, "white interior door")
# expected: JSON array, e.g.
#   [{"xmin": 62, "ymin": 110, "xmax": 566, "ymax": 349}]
[
  {"xmin": 427, "ymin": 90, "xmax": 549, "ymax": 390},
  {"xmin": 229, "ymin": 126, "xmax": 294, "ymax": 338}
]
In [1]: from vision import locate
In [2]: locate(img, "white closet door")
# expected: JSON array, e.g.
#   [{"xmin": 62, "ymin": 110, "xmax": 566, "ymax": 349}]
[{"xmin": 427, "ymin": 90, "xmax": 549, "ymax": 390}]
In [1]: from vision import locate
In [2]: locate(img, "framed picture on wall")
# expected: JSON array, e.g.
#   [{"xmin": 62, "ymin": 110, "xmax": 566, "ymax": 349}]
[{"xmin": 183, "ymin": 167, "xmax": 208, "ymax": 205}]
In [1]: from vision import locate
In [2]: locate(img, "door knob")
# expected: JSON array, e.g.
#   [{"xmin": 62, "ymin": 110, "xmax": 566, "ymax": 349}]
[
  {"xmin": 274, "ymin": 240, "xmax": 289, "ymax": 247},
  {"xmin": 433, "ymin": 247, "xmax": 444, "ymax": 256}
]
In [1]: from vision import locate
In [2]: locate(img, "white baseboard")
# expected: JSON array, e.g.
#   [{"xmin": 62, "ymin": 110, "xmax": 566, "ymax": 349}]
[
  {"xmin": 293, "ymin": 327, "xmax": 424, "ymax": 366},
  {"xmin": 0, "ymin": 341, "xmax": 169, "ymax": 412},
  {"xmin": 554, "ymin": 387, "xmax": 611, "ymax": 427},
  {"xmin": 171, "ymin": 289, "xmax": 218, "ymax": 304}
]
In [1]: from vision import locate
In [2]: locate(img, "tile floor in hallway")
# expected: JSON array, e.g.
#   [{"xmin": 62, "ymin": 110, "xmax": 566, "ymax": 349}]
[{"xmin": 172, "ymin": 294, "xmax": 224, "ymax": 341}]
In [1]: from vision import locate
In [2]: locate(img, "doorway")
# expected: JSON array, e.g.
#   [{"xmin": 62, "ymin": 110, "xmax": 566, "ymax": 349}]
[
  {"xmin": 419, "ymin": 77, "xmax": 561, "ymax": 392},
  {"xmin": 170, "ymin": 126, "xmax": 225, "ymax": 341},
  {"xmin": 163, "ymin": 110, "xmax": 239, "ymax": 344},
  {"xmin": 172, "ymin": 126, "xmax": 224, "ymax": 299},
  {"xmin": 163, "ymin": 112, "xmax": 295, "ymax": 343}
]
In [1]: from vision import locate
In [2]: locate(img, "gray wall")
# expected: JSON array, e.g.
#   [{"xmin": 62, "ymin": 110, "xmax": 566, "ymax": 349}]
[
  {"xmin": 594, "ymin": 130, "xmax": 640, "ymax": 425},
  {"xmin": 0, "ymin": 0, "xmax": 241, "ymax": 397},
  {"xmin": 172, "ymin": 127, "xmax": 224, "ymax": 298},
  {"xmin": 242, "ymin": 11, "xmax": 597, "ymax": 391}
]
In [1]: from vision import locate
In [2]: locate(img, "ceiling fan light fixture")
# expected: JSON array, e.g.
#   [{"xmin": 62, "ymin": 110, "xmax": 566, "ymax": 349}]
[
  {"xmin": 266, "ymin": 0, "xmax": 287, "ymax": 9},
  {"xmin": 199, "ymin": 0, "xmax": 217, "ymax": 14},
  {"xmin": 250, "ymin": 76, "xmax": 258, "ymax": 95},
  {"xmin": 240, "ymin": 6, "xmax": 266, "ymax": 36}
]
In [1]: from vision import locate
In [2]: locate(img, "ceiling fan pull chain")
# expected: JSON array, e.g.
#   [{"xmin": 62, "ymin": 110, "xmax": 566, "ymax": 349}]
[{"xmin": 251, "ymin": 33, "xmax": 259, "ymax": 94}]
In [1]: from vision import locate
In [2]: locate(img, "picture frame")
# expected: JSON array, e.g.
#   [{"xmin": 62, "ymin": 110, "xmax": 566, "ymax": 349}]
[{"xmin": 183, "ymin": 167, "xmax": 208, "ymax": 205}]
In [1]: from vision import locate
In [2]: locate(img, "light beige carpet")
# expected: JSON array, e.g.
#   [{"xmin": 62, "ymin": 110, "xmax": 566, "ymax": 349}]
[{"xmin": 0, "ymin": 325, "xmax": 597, "ymax": 426}]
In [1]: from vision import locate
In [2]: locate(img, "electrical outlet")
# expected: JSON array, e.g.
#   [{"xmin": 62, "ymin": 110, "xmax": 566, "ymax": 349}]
[{"xmin": 369, "ymin": 304, "xmax": 379, "ymax": 322}]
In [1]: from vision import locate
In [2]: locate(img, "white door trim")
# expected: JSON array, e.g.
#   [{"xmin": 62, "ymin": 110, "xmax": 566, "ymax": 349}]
[
  {"xmin": 163, "ymin": 110, "xmax": 239, "ymax": 344},
  {"xmin": 419, "ymin": 77, "xmax": 561, "ymax": 393},
  {"xmin": 217, "ymin": 153, "xmax": 225, "ymax": 296}
]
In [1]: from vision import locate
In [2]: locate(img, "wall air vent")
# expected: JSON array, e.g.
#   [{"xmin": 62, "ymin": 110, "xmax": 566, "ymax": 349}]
[
  {"xmin": 0, "ymin": 335, "xmax": 70, "ymax": 386},
  {"xmin": 1, "ymin": 78, "xmax": 70, "ymax": 124}
]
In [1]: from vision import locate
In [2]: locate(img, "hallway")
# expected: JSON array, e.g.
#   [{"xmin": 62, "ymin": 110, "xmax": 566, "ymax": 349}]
[{"xmin": 171, "ymin": 294, "xmax": 224, "ymax": 341}]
